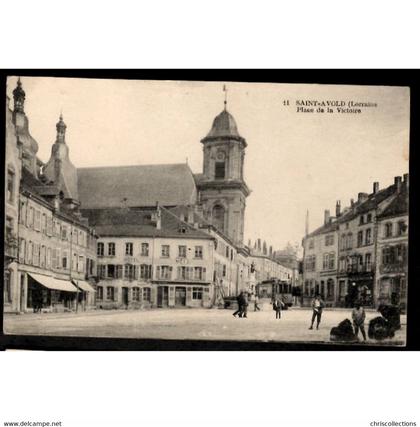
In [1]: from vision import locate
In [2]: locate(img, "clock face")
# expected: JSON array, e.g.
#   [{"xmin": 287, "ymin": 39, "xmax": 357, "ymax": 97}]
[{"xmin": 216, "ymin": 151, "xmax": 225, "ymax": 161}]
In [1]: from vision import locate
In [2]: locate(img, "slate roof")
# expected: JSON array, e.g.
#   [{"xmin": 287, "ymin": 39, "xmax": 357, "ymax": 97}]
[
  {"xmin": 306, "ymin": 220, "xmax": 339, "ymax": 238},
  {"xmin": 81, "ymin": 206, "xmax": 213, "ymax": 240},
  {"xmin": 77, "ymin": 163, "xmax": 197, "ymax": 210},
  {"xmin": 377, "ymin": 187, "xmax": 408, "ymax": 219}
]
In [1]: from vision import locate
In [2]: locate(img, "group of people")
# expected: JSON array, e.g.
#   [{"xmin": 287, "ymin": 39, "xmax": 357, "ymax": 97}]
[{"xmin": 231, "ymin": 291, "xmax": 368, "ymax": 341}]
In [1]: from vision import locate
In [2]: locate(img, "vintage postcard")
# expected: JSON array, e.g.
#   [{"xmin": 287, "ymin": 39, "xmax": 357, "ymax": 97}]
[{"xmin": 3, "ymin": 76, "xmax": 409, "ymax": 348}]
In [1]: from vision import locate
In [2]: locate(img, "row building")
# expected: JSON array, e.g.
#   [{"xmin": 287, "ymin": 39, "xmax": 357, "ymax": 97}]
[
  {"xmin": 302, "ymin": 176, "xmax": 409, "ymax": 309},
  {"xmin": 4, "ymin": 78, "xmax": 293, "ymax": 312}
]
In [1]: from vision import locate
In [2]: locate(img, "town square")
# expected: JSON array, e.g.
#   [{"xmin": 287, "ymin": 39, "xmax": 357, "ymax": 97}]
[{"xmin": 3, "ymin": 76, "xmax": 409, "ymax": 346}]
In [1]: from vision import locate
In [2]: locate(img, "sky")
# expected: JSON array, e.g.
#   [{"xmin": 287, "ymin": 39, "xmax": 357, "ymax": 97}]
[{"xmin": 6, "ymin": 76, "xmax": 410, "ymax": 253}]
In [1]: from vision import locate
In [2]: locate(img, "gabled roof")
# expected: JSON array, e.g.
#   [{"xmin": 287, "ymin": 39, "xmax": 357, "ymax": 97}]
[
  {"xmin": 77, "ymin": 163, "xmax": 197, "ymax": 209},
  {"xmin": 306, "ymin": 220, "xmax": 339, "ymax": 238},
  {"xmin": 81, "ymin": 206, "xmax": 213, "ymax": 240},
  {"xmin": 377, "ymin": 188, "xmax": 408, "ymax": 219}
]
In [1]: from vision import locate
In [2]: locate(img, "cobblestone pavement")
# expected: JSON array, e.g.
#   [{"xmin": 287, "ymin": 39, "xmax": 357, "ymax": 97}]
[{"xmin": 3, "ymin": 306, "xmax": 406, "ymax": 345}]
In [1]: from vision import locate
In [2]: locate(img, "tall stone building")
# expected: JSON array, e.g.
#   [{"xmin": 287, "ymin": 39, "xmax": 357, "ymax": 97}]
[{"xmin": 195, "ymin": 106, "xmax": 250, "ymax": 246}]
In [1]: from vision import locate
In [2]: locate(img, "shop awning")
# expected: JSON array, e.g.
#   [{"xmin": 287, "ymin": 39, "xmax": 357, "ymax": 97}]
[
  {"xmin": 74, "ymin": 280, "xmax": 96, "ymax": 292},
  {"xmin": 29, "ymin": 273, "xmax": 78, "ymax": 292}
]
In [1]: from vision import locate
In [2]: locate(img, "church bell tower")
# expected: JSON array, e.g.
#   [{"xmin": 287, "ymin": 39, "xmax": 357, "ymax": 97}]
[{"xmin": 196, "ymin": 87, "xmax": 250, "ymax": 246}]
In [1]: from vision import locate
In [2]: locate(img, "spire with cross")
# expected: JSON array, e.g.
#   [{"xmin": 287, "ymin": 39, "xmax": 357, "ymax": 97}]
[{"xmin": 223, "ymin": 84, "xmax": 228, "ymax": 110}]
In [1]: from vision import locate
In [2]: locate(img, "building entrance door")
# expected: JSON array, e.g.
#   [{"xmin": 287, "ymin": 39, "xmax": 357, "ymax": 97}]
[
  {"xmin": 157, "ymin": 286, "xmax": 169, "ymax": 308},
  {"xmin": 122, "ymin": 287, "xmax": 129, "ymax": 307},
  {"xmin": 175, "ymin": 287, "xmax": 186, "ymax": 306}
]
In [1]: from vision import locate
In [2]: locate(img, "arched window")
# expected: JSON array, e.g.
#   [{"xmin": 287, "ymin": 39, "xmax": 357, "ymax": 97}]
[{"xmin": 212, "ymin": 205, "xmax": 225, "ymax": 233}]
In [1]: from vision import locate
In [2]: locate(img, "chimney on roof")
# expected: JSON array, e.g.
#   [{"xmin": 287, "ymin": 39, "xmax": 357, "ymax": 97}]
[
  {"xmin": 269, "ymin": 246, "xmax": 273, "ymax": 257},
  {"xmin": 373, "ymin": 182, "xmax": 379, "ymax": 194},
  {"xmin": 403, "ymin": 173, "xmax": 409, "ymax": 189},
  {"xmin": 350, "ymin": 198, "xmax": 354, "ymax": 208},
  {"xmin": 394, "ymin": 176, "xmax": 402, "ymax": 192},
  {"xmin": 324, "ymin": 209, "xmax": 330, "ymax": 225},
  {"xmin": 358, "ymin": 192, "xmax": 369, "ymax": 203},
  {"xmin": 336, "ymin": 200, "xmax": 341, "ymax": 217},
  {"xmin": 257, "ymin": 238, "xmax": 261, "ymax": 251},
  {"xmin": 155, "ymin": 201, "xmax": 161, "ymax": 230}
]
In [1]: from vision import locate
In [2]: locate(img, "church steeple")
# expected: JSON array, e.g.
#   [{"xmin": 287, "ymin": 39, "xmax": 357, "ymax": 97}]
[
  {"xmin": 56, "ymin": 113, "xmax": 67, "ymax": 143},
  {"xmin": 196, "ymin": 88, "xmax": 250, "ymax": 246},
  {"xmin": 12, "ymin": 77, "xmax": 25, "ymax": 113}
]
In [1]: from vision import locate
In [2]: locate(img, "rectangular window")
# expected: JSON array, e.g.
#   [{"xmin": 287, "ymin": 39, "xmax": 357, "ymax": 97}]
[
  {"xmin": 194, "ymin": 246, "xmax": 203, "ymax": 259},
  {"xmin": 365, "ymin": 228, "xmax": 372, "ymax": 245},
  {"xmin": 34, "ymin": 210, "xmax": 41, "ymax": 231},
  {"xmin": 194, "ymin": 267, "xmax": 206, "ymax": 281},
  {"xmin": 40, "ymin": 213, "xmax": 46, "ymax": 234},
  {"xmin": 222, "ymin": 264, "xmax": 227, "ymax": 277},
  {"xmin": 367, "ymin": 213, "xmax": 372, "ymax": 223},
  {"xmin": 97, "ymin": 286, "xmax": 103, "ymax": 300},
  {"xmin": 397, "ymin": 221, "xmax": 407, "ymax": 236},
  {"xmin": 27, "ymin": 206, "xmax": 34, "ymax": 228},
  {"xmin": 328, "ymin": 253, "xmax": 335, "ymax": 270},
  {"xmin": 33, "ymin": 243, "xmax": 40, "ymax": 266},
  {"xmin": 62, "ymin": 251, "xmax": 68, "ymax": 269},
  {"xmin": 46, "ymin": 248, "xmax": 51, "ymax": 268},
  {"xmin": 39, "ymin": 245, "xmax": 46, "ymax": 268},
  {"xmin": 78, "ymin": 256, "xmax": 84, "ymax": 273},
  {"xmin": 19, "ymin": 238, "xmax": 26, "ymax": 263},
  {"xmin": 97, "ymin": 242, "xmax": 104, "ymax": 256},
  {"xmin": 19, "ymin": 201, "xmax": 27, "ymax": 225},
  {"xmin": 385, "ymin": 223, "xmax": 393, "ymax": 238},
  {"xmin": 97, "ymin": 264, "xmax": 107, "ymax": 279},
  {"xmin": 7, "ymin": 169, "xmax": 15, "ymax": 203},
  {"xmin": 79, "ymin": 231, "xmax": 84, "ymax": 247},
  {"xmin": 124, "ymin": 264, "xmax": 134, "ymax": 280},
  {"xmin": 140, "ymin": 264, "xmax": 152, "ymax": 280},
  {"xmin": 215, "ymin": 162, "xmax": 225, "ymax": 179},
  {"xmin": 106, "ymin": 286, "xmax": 115, "ymax": 301},
  {"xmin": 141, "ymin": 243, "xmax": 149, "ymax": 256},
  {"xmin": 365, "ymin": 253, "xmax": 372, "ymax": 271},
  {"xmin": 359, "ymin": 215, "xmax": 364, "ymax": 225},
  {"xmin": 156, "ymin": 265, "xmax": 172, "ymax": 280},
  {"xmin": 107, "ymin": 264, "xmax": 116, "ymax": 278},
  {"xmin": 46, "ymin": 217, "xmax": 53, "ymax": 236},
  {"xmin": 308, "ymin": 239, "xmax": 314, "ymax": 250},
  {"xmin": 161, "ymin": 245, "xmax": 170, "ymax": 258},
  {"xmin": 108, "ymin": 242, "xmax": 115, "ymax": 256},
  {"xmin": 125, "ymin": 242, "xmax": 133, "ymax": 256},
  {"xmin": 61, "ymin": 225, "xmax": 67, "ymax": 240},
  {"xmin": 357, "ymin": 231, "xmax": 363, "ymax": 247},
  {"xmin": 143, "ymin": 287, "xmax": 151, "ymax": 302},
  {"xmin": 192, "ymin": 287, "xmax": 203, "ymax": 300},
  {"xmin": 178, "ymin": 245, "xmax": 187, "ymax": 258},
  {"xmin": 132, "ymin": 287, "xmax": 141, "ymax": 301}
]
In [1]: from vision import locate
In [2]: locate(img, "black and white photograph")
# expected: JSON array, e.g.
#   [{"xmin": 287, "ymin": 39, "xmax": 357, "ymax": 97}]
[{"xmin": 3, "ymin": 75, "xmax": 410, "ymax": 348}]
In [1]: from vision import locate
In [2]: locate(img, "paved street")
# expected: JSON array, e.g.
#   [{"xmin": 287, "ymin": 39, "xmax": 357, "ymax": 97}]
[{"xmin": 3, "ymin": 306, "xmax": 406, "ymax": 345}]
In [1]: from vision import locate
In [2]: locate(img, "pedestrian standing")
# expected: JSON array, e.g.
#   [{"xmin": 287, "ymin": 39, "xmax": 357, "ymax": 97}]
[
  {"xmin": 309, "ymin": 294, "xmax": 325, "ymax": 330},
  {"xmin": 352, "ymin": 302, "xmax": 367, "ymax": 341},
  {"xmin": 254, "ymin": 294, "xmax": 261, "ymax": 312},
  {"xmin": 273, "ymin": 295, "xmax": 284, "ymax": 319},
  {"xmin": 233, "ymin": 291, "xmax": 243, "ymax": 318}
]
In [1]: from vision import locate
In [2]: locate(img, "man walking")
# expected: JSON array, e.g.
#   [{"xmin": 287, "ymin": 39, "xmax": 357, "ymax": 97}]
[
  {"xmin": 233, "ymin": 291, "xmax": 243, "ymax": 318},
  {"xmin": 254, "ymin": 294, "xmax": 261, "ymax": 312},
  {"xmin": 242, "ymin": 292, "xmax": 249, "ymax": 318},
  {"xmin": 352, "ymin": 302, "xmax": 367, "ymax": 341},
  {"xmin": 309, "ymin": 294, "xmax": 325, "ymax": 330}
]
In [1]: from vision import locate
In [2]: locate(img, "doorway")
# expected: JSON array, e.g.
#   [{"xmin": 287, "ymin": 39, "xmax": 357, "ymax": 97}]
[
  {"xmin": 157, "ymin": 286, "xmax": 169, "ymax": 308},
  {"xmin": 175, "ymin": 287, "xmax": 186, "ymax": 307},
  {"xmin": 122, "ymin": 287, "xmax": 129, "ymax": 307}
]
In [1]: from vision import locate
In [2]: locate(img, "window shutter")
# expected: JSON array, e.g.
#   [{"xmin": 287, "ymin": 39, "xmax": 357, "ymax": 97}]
[
  {"xmin": 169, "ymin": 266, "xmax": 173, "ymax": 279},
  {"xmin": 156, "ymin": 266, "xmax": 161, "ymax": 279},
  {"xmin": 114, "ymin": 287, "xmax": 118, "ymax": 302},
  {"xmin": 203, "ymin": 267, "xmax": 206, "ymax": 281}
]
